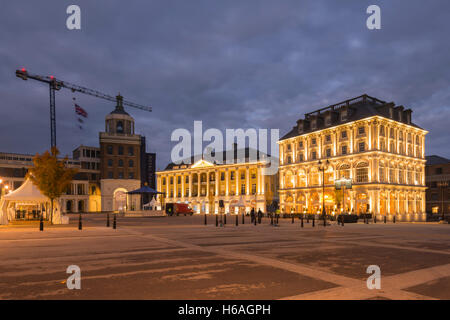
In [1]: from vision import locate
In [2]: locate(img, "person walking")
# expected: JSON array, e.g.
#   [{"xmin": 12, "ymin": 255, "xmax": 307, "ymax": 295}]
[
  {"xmin": 257, "ymin": 209, "xmax": 262, "ymax": 224},
  {"xmin": 250, "ymin": 208, "xmax": 255, "ymax": 223}
]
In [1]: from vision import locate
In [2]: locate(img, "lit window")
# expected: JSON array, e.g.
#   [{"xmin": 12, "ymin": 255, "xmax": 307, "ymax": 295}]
[
  {"xmin": 358, "ymin": 127, "xmax": 365, "ymax": 135},
  {"xmin": 341, "ymin": 131, "xmax": 347, "ymax": 138},
  {"xmin": 359, "ymin": 142, "xmax": 365, "ymax": 152},
  {"xmin": 326, "ymin": 149, "xmax": 331, "ymax": 157},
  {"xmin": 341, "ymin": 145, "xmax": 347, "ymax": 155},
  {"xmin": 356, "ymin": 162, "xmax": 369, "ymax": 183}
]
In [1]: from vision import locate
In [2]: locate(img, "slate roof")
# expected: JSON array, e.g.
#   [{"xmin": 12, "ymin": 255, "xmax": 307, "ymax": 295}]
[
  {"xmin": 425, "ymin": 155, "xmax": 450, "ymax": 166},
  {"xmin": 163, "ymin": 146, "xmax": 273, "ymax": 171},
  {"xmin": 280, "ymin": 94, "xmax": 422, "ymax": 141}
]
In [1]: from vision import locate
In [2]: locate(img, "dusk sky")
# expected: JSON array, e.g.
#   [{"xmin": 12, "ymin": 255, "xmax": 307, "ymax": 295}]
[{"xmin": 1, "ymin": 1, "xmax": 449, "ymax": 170}]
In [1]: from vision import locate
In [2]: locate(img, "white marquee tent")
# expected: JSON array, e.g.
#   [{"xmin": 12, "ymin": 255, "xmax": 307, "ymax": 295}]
[{"xmin": 0, "ymin": 179, "xmax": 66, "ymax": 225}]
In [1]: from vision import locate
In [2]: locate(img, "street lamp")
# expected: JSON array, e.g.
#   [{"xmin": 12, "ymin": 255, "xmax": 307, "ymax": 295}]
[
  {"xmin": 437, "ymin": 181, "xmax": 448, "ymax": 222},
  {"xmin": 318, "ymin": 159, "xmax": 330, "ymax": 227}
]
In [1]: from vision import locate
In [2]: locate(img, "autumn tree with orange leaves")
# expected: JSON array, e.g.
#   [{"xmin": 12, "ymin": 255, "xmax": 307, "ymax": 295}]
[{"xmin": 27, "ymin": 147, "xmax": 77, "ymax": 223}]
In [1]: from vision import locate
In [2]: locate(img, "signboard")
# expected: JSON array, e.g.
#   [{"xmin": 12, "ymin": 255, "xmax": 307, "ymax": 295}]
[{"xmin": 335, "ymin": 178, "xmax": 352, "ymax": 190}]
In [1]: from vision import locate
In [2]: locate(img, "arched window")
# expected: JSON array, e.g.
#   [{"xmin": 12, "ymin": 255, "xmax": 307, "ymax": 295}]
[
  {"xmin": 338, "ymin": 164, "xmax": 350, "ymax": 179},
  {"xmin": 297, "ymin": 170, "xmax": 306, "ymax": 187},
  {"xmin": 356, "ymin": 162, "xmax": 369, "ymax": 183},
  {"xmin": 285, "ymin": 171, "xmax": 294, "ymax": 188},
  {"xmin": 116, "ymin": 121, "xmax": 124, "ymax": 133}
]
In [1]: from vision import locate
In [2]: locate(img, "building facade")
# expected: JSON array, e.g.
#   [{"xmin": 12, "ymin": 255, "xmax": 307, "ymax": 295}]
[
  {"xmin": 156, "ymin": 147, "xmax": 278, "ymax": 214},
  {"xmin": 278, "ymin": 94, "xmax": 427, "ymax": 220},
  {"xmin": 0, "ymin": 95, "xmax": 156, "ymax": 215},
  {"xmin": 425, "ymin": 155, "xmax": 450, "ymax": 217}
]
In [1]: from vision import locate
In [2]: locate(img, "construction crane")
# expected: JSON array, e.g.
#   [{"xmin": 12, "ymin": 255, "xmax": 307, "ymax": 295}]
[{"xmin": 15, "ymin": 68, "xmax": 152, "ymax": 149}]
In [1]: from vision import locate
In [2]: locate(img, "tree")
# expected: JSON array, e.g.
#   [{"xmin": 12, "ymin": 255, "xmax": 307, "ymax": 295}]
[{"xmin": 27, "ymin": 147, "xmax": 77, "ymax": 223}]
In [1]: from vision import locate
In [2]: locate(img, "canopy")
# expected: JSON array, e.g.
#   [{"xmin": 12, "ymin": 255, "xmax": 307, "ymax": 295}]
[
  {"xmin": 127, "ymin": 185, "xmax": 163, "ymax": 194},
  {"xmin": 3, "ymin": 179, "xmax": 48, "ymax": 202},
  {"xmin": 235, "ymin": 197, "xmax": 247, "ymax": 207}
]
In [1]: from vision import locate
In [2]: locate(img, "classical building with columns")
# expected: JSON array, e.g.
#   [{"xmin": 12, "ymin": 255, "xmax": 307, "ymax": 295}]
[
  {"xmin": 156, "ymin": 146, "xmax": 278, "ymax": 214},
  {"xmin": 278, "ymin": 94, "xmax": 428, "ymax": 221}
]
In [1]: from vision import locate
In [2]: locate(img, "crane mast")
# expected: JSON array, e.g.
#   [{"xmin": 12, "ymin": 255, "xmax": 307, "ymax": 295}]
[{"xmin": 15, "ymin": 68, "xmax": 151, "ymax": 149}]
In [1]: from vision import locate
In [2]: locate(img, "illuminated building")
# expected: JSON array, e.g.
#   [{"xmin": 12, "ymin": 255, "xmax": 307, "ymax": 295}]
[
  {"xmin": 156, "ymin": 145, "xmax": 278, "ymax": 213},
  {"xmin": 278, "ymin": 94, "xmax": 427, "ymax": 220}
]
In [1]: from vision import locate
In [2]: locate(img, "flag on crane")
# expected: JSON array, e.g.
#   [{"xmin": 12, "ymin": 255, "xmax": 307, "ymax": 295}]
[{"xmin": 73, "ymin": 97, "xmax": 88, "ymax": 130}]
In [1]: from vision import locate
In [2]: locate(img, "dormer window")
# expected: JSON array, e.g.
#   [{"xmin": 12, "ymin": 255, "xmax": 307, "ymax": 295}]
[
  {"xmin": 325, "ymin": 115, "xmax": 331, "ymax": 126},
  {"xmin": 311, "ymin": 120, "xmax": 317, "ymax": 129},
  {"xmin": 341, "ymin": 110, "xmax": 347, "ymax": 121}
]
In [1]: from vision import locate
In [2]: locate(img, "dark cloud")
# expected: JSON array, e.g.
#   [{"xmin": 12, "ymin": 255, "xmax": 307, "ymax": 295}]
[{"xmin": 0, "ymin": 0, "xmax": 449, "ymax": 170}]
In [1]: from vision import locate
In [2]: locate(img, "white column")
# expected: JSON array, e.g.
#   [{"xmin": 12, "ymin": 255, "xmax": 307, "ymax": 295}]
[
  {"xmin": 246, "ymin": 167, "xmax": 250, "ymax": 195},
  {"xmin": 206, "ymin": 171, "xmax": 210, "ymax": 197},
  {"xmin": 189, "ymin": 173, "xmax": 192, "ymax": 197},
  {"xmin": 225, "ymin": 169, "xmax": 229, "ymax": 196}
]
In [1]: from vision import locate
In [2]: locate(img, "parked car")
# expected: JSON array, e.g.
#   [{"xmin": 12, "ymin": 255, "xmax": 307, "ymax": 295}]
[{"xmin": 165, "ymin": 203, "xmax": 194, "ymax": 216}]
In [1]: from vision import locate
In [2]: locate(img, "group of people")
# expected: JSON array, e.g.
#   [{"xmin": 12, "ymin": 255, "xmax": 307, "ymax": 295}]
[{"xmin": 250, "ymin": 208, "xmax": 263, "ymax": 224}]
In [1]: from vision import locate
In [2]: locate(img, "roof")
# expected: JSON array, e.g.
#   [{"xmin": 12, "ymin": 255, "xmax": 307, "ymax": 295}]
[
  {"xmin": 3, "ymin": 179, "xmax": 48, "ymax": 202},
  {"xmin": 162, "ymin": 146, "xmax": 273, "ymax": 171},
  {"xmin": 109, "ymin": 94, "xmax": 130, "ymax": 116},
  {"xmin": 280, "ymin": 94, "xmax": 422, "ymax": 141},
  {"xmin": 426, "ymin": 155, "xmax": 450, "ymax": 166},
  {"xmin": 127, "ymin": 185, "xmax": 162, "ymax": 194}
]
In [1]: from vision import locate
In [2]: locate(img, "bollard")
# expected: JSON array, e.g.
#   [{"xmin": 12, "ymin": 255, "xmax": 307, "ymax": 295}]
[
  {"xmin": 242, "ymin": 213, "xmax": 245, "ymax": 224},
  {"xmin": 113, "ymin": 214, "xmax": 116, "ymax": 229},
  {"xmin": 107, "ymin": 213, "xmax": 110, "ymax": 227},
  {"xmin": 216, "ymin": 215, "xmax": 218, "ymax": 227},
  {"xmin": 337, "ymin": 216, "xmax": 340, "ymax": 226},
  {"xmin": 236, "ymin": 214, "xmax": 238, "ymax": 226},
  {"xmin": 204, "ymin": 214, "xmax": 207, "ymax": 225},
  {"xmin": 78, "ymin": 213, "xmax": 82, "ymax": 230},
  {"xmin": 39, "ymin": 215, "xmax": 44, "ymax": 231},
  {"xmin": 224, "ymin": 214, "xmax": 226, "ymax": 225},
  {"xmin": 384, "ymin": 216, "xmax": 387, "ymax": 224},
  {"xmin": 312, "ymin": 215, "xmax": 315, "ymax": 227},
  {"xmin": 307, "ymin": 215, "xmax": 310, "ymax": 223},
  {"xmin": 393, "ymin": 215, "xmax": 396, "ymax": 223},
  {"xmin": 301, "ymin": 215, "xmax": 304, "ymax": 228},
  {"xmin": 292, "ymin": 215, "xmax": 294, "ymax": 224},
  {"xmin": 270, "ymin": 214, "xmax": 273, "ymax": 225},
  {"xmin": 374, "ymin": 215, "xmax": 377, "ymax": 223}
]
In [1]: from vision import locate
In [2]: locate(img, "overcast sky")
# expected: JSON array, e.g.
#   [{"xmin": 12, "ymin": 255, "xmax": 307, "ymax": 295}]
[{"xmin": 1, "ymin": 0, "xmax": 449, "ymax": 170}]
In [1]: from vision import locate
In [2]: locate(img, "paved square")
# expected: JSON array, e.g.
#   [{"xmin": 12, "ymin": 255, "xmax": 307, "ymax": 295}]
[{"xmin": 0, "ymin": 214, "xmax": 449, "ymax": 300}]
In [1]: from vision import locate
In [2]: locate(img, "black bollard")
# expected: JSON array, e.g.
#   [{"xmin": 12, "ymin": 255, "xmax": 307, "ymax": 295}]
[
  {"xmin": 204, "ymin": 214, "xmax": 207, "ymax": 225},
  {"xmin": 301, "ymin": 215, "xmax": 304, "ymax": 228},
  {"xmin": 39, "ymin": 215, "xmax": 44, "ymax": 231},
  {"xmin": 384, "ymin": 216, "xmax": 387, "ymax": 224},
  {"xmin": 236, "ymin": 214, "xmax": 238, "ymax": 226},
  {"xmin": 292, "ymin": 215, "xmax": 294, "ymax": 224},
  {"xmin": 216, "ymin": 214, "xmax": 218, "ymax": 227},
  {"xmin": 312, "ymin": 215, "xmax": 315, "ymax": 227},
  {"xmin": 242, "ymin": 213, "xmax": 245, "ymax": 224},
  {"xmin": 374, "ymin": 215, "xmax": 377, "ymax": 223},
  {"xmin": 307, "ymin": 215, "xmax": 310, "ymax": 223},
  {"xmin": 78, "ymin": 213, "xmax": 82, "ymax": 230},
  {"xmin": 324, "ymin": 215, "xmax": 326, "ymax": 227},
  {"xmin": 113, "ymin": 214, "xmax": 116, "ymax": 229},
  {"xmin": 393, "ymin": 215, "xmax": 396, "ymax": 223},
  {"xmin": 224, "ymin": 214, "xmax": 226, "ymax": 225},
  {"xmin": 107, "ymin": 213, "xmax": 110, "ymax": 227}
]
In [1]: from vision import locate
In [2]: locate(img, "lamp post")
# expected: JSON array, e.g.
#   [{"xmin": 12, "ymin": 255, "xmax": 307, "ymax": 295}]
[{"xmin": 318, "ymin": 159, "xmax": 330, "ymax": 227}]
